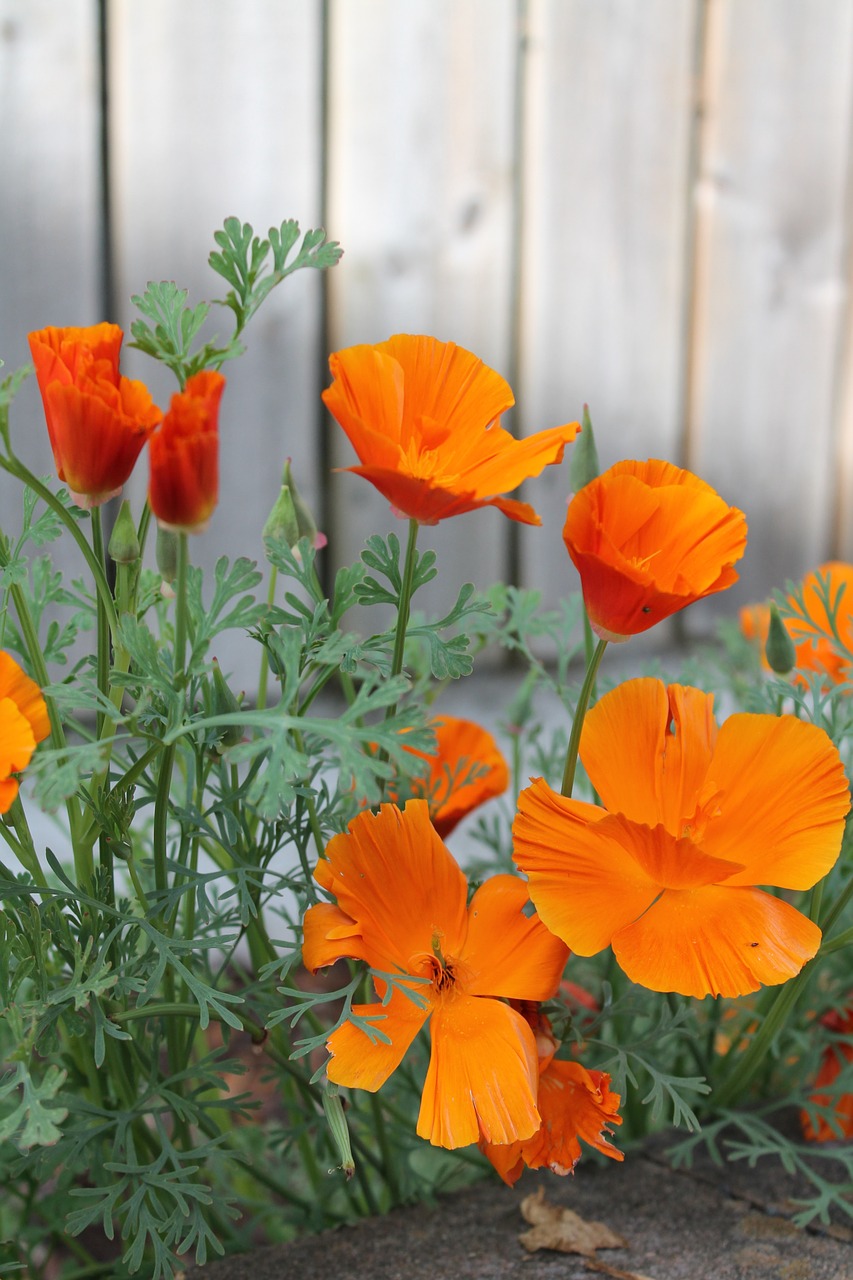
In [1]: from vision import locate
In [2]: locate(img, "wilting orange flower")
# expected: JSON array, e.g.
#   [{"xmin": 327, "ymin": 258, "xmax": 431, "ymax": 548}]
[
  {"xmin": 480, "ymin": 1005, "xmax": 622, "ymax": 1185},
  {"xmin": 513, "ymin": 677, "xmax": 850, "ymax": 999},
  {"xmin": 148, "ymin": 371, "xmax": 225, "ymax": 533},
  {"xmin": 802, "ymin": 1003, "xmax": 853, "ymax": 1142},
  {"xmin": 322, "ymin": 334, "xmax": 579, "ymax": 525},
  {"xmin": 743, "ymin": 564, "xmax": 853, "ymax": 685},
  {"xmin": 0, "ymin": 652, "xmax": 50, "ymax": 813},
  {"xmin": 563, "ymin": 459, "xmax": 747, "ymax": 641},
  {"xmin": 28, "ymin": 323, "xmax": 161, "ymax": 506},
  {"xmin": 404, "ymin": 715, "xmax": 509, "ymax": 838},
  {"xmin": 302, "ymin": 800, "xmax": 568, "ymax": 1148}
]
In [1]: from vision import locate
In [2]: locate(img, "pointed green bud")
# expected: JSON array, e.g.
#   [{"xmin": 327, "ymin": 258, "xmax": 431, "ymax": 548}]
[
  {"xmin": 765, "ymin": 602, "xmax": 796, "ymax": 675},
  {"xmin": 569, "ymin": 404, "xmax": 600, "ymax": 493},
  {"xmin": 156, "ymin": 525, "xmax": 179, "ymax": 584},
  {"xmin": 502, "ymin": 668, "xmax": 538, "ymax": 735},
  {"xmin": 108, "ymin": 500, "xmax": 140, "ymax": 565},
  {"xmin": 322, "ymin": 1082, "xmax": 355, "ymax": 1180},
  {"xmin": 282, "ymin": 458, "xmax": 327, "ymax": 550},
  {"xmin": 263, "ymin": 483, "xmax": 301, "ymax": 550},
  {"xmin": 210, "ymin": 658, "xmax": 244, "ymax": 752}
]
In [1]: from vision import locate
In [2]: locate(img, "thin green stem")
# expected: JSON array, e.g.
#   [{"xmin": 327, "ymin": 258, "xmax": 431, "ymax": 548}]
[
  {"xmin": 712, "ymin": 966, "xmax": 811, "ymax": 1111},
  {"xmin": 388, "ymin": 518, "xmax": 419, "ymax": 687},
  {"xmin": 561, "ymin": 637, "xmax": 608, "ymax": 797},
  {"xmin": 256, "ymin": 565, "xmax": 278, "ymax": 712}
]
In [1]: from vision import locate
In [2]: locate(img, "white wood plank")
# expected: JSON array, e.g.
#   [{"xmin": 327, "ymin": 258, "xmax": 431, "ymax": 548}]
[
  {"xmin": 109, "ymin": 0, "xmax": 325, "ymax": 680},
  {"xmin": 0, "ymin": 0, "xmax": 101, "ymax": 528},
  {"xmin": 517, "ymin": 0, "xmax": 701, "ymax": 628},
  {"xmin": 687, "ymin": 0, "xmax": 853, "ymax": 613},
  {"xmin": 325, "ymin": 0, "xmax": 518, "ymax": 619}
]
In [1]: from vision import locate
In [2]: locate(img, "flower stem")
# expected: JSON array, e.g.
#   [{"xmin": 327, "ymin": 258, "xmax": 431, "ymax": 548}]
[
  {"xmin": 389, "ymin": 518, "xmax": 420, "ymax": 685},
  {"xmin": 711, "ymin": 965, "xmax": 813, "ymax": 1111},
  {"xmin": 561, "ymin": 637, "xmax": 608, "ymax": 797}
]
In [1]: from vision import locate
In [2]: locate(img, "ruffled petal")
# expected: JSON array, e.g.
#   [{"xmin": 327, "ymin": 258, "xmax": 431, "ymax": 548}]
[
  {"xmin": 701, "ymin": 714, "xmax": 849, "ymax": 889},
  {"xmin": 302, "ymin": 902, "xmax": 371, "ymax": 971},
  {"xmin": 462, "ymin": 875, "xmax": 568, "ymax": 1001},
  {"xmin": 317, "ymin": 801, "xmax": 469, "ymax": 975},
  {"xmin": 612, "ymin": 885, "xmax": 822, "ymax": 998},
  {"xmin": 417, "ymin": 994, "xmax": 539, "ymax": 1148},
  {"xmin": 0, "ymin": 652, "xmax": 49, "ymax": 743},
  {"xmin": 325, "ymin": 982, "xmax": 433, "ymax": 1093}
]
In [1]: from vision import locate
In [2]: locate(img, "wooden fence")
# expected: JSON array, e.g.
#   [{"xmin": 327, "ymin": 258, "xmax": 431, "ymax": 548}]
[{"xmin": 3, "ymin": 0, "xmax": 853, "ymax": 677}]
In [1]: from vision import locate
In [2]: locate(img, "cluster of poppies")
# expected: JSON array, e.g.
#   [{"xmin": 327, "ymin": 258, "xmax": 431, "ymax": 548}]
[
  {"xmin": 28, "ymin": 324, "xmax": 223, "ymax": 530},
  {"xmin": 10, "ymin": 327, "xmax": 851, "ymax": 1173}
]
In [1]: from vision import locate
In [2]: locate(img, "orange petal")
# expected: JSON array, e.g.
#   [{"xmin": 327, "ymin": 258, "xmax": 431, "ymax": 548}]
[
  {"xmin": 325, "ymin": 982, "xmax": 432, "ymax": 1093},
  {"xmin": 0, "ymin": 697, "xmax": 38, "ymax": 809},
  {"xmin": 302, "ymin": 902, "xmax": 372, "ymax": 971},
  {"xmin": 416, "ymin": 715, "xmax": 509, "ymax": 838},
  {"xmin": 513, "ymin": 780, "xmax": 660, "ymax": 954},
  {"xmin": 316, "ymin": 801, "xmax": 469, "ymax": 975},
  {"xmin": 0, "ymin": 653, "xmax": 49, "ymax": 744},
  {"xmin": 417, "ymin": 994, "xmax": 539, "ymax": 1148},
  {"xmin": 700, "ymin": 714, "xmax": 850, "ymax": 890},
  {"xmin": 462, "ymin": 875, "xmax": 568, "ymax": 1001},
  {"xmin": 612, "ymin": 885, "xmax": 822, "ymax": 998}
]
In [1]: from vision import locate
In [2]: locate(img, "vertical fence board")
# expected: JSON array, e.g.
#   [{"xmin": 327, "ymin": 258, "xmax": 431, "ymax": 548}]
[
  {"xmin": 516, "ymin": 0, "xmax": 701, "ymax": 624},
  {"xmin": 109, "ymin": 0, "xmax": 324, "ymax": 677},
  {"xmin": 0, "ymin": 0, "xmax": 101, "ymax": 540},
  {"xmin": 687, "ymin": 0, "xmax": 853, "ymax": 611},
  {"xmin": 325, "ymin": 0, "xmax": 518, "ymax": 613}
]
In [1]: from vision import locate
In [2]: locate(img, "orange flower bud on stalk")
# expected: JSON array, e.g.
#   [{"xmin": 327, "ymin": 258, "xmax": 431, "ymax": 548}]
[
  {"xmin": 28, "ymin": 323, "xmax": 161, "ymax": 507},
  {"xmin": 563, "ymin": 458, "xmax": 747, "ymax": 641},
  {"xmin": 148, "ymin": 370, "xmax": 225, "ymax": 533}
]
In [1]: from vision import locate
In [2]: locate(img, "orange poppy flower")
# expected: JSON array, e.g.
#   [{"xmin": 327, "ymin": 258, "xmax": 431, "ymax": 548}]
[
  {"xmin": 148, "ymin": 371, "xmax": 225, "ymax": 533},
  {"xmin": 513, "ymin": 677, "xmax": 850, "ymax": 999},
  {"xmin": 562, "ymin": 459, "xmax": 747, "ymax": 641},
  {"xmin": 403, "ymin": 715, "xmax": 510, "ymax": 838},
  {"xmin": 801, "ymin": 1003, "xmax": 853, "ymax": 1142},
  {"xmin": 302, "ymin": 800, "xmax": 569, "ymax": 1148},
  {"xmin": 28, "ymin": 323, "xmax": 161, "ymax": 506},
  {"xmin": 479, "ymin": 1009, "xmax": 622, "ymax": 1185},
  {"xmin": 321, "ymin": 334, "xmax": 579, "ymax": 525},
  {"xmin": 0, "ymin": 652, "xmax": 50, "ymax": 813}
]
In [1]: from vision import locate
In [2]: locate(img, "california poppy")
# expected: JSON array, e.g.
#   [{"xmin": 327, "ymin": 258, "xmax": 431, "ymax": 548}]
[
  {"xmin": 302, "ymin": 800, "xmax": 569, "ymax": 1148},
  {"xmin": 148, "ymin": 370, "xmax": 225, "ymax": 533},
  {"xmin": 403, "ymin": 715, "xmax": 509, "ymax": 838},
  {"xmin": 0, "ymin": 652, "xmax": 50, "ymax": 813},
  {"xmin": 563, "ymin": 458, "xmax": 747, "ymax": 641},
  {"xmin": 801, "ymin": 1003, "xmax": 853, "ymax": 1142},
  {"xmin": 322, "ymin": 334, "xmax": 579, "ymax": 525},
  {"xmin": 28, "ymin": 323, "xmax": 161, "ymax": 506},
  {"xmin": 513, "ymin": 677, "xmax": 849, "ymax": 999},
  {"xmin": 479, "ymin": 1008, "xmax": 622, "ymax": 1184},
  {"xmin": 742, "ymin": 564, "xmax": 853, "ymax": 686}
]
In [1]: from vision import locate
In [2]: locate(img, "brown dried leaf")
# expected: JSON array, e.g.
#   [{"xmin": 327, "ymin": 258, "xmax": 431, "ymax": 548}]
[{"xmin": 519, "ymin": 1186, "xmax": 628, "ymax": 1257}]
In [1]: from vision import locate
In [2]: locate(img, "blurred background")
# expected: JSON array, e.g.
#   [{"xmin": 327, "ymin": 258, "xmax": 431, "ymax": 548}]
[{"xmin": 3, "ymin": 0, "xmax": 853, "ymax": 674}]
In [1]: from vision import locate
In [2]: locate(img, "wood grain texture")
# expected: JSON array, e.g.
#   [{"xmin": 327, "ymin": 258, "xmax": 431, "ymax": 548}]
[
  {"xmin": 687, "ymin": 0, "xmax": 853, "ymax": 614},
  {"xmin": 516, "ymin": 0, "xmax": 701, "ymax": 622},
  {"xmin": 324, "ymin": 0, "xmax": 519, "ymax": 617}
]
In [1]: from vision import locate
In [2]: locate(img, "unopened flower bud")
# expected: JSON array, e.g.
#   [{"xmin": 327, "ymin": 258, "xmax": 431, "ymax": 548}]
[
  {"xmin": 322, "ymin": 1082, "xmax": 355, "ymax": 1180},
  {"xmin": 765, "ymin": 602, "xmax": 796, "ymax": 675},
  {"xmin": 262, "ymin": 484, "xmax": 300, "ymax": 550},
  {"xmin": 282, "ymin": 458, "xmax": 327, "ymax": 550},
  {"xmin": 156, "ymin": 526, "xmax": 179, "ymax": 584},
  {"xmin": 568, "ymin": 404, "xmax": 600, "ymax": 494},
  {"xmin": 210, "ymin": 658, "xmax": 244, "ymax": 752},
  {"xmin": 108, "ymin": 500, "xmax": 140, "ymax": 565}
]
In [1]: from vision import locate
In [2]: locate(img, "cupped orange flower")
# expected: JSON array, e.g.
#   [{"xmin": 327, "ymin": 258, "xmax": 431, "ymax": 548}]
[
  {"xmin": 321, "ymin": 334, "xmax": 579, "ymax": 525},
  {"xmin": 513, "ymin": 677, "xmax": 850, "ymax": 999},
  {"xmin": 148, "ymin": 371, "xmax": 225, "ymax": 533},
  {"xmin": 404, "ymin": 715, "xmax": 510, "ymax": 838},
  {"xmin": 28, "ymin": 323, "xmax": 161, "ymax": 506},
  {"xmin": 0, "ymin": 652, "xmax": 50, "ymax": 813},
  {"xmin": 801, "ymin": 1003, "xmax": 853, "ymax": 1142},
  {"xmin": 302, "ymin": 800, "xmax": 569, "ymax": 1149},
  {"xmin": 479, "ymin": 1006, "xmax": 622, "ymax": 1185},
  {"xmin": 563, "ymin": 459, "xmax": 747, "ymax": 641}
]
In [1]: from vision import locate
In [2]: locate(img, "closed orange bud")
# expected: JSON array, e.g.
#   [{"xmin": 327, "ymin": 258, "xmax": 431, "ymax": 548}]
[
  {"xmin": 28, "ymin": 323, "xmax": 161, "ymax": 507},
  {"xmin": 148, "ymin": 371, "xmax": 225, "ymax": 533}
]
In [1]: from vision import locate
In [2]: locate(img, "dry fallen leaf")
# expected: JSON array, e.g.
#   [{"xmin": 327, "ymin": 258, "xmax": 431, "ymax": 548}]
[{"xmin": 519, "ymin": 1186, "xmax": 628, "ymax": 1256}]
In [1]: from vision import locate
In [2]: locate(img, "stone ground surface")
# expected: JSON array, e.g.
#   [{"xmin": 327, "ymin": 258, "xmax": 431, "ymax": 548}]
[{"xmin": 185, "ymin": 1132, "xmax": 853, "ymax": 1280}]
